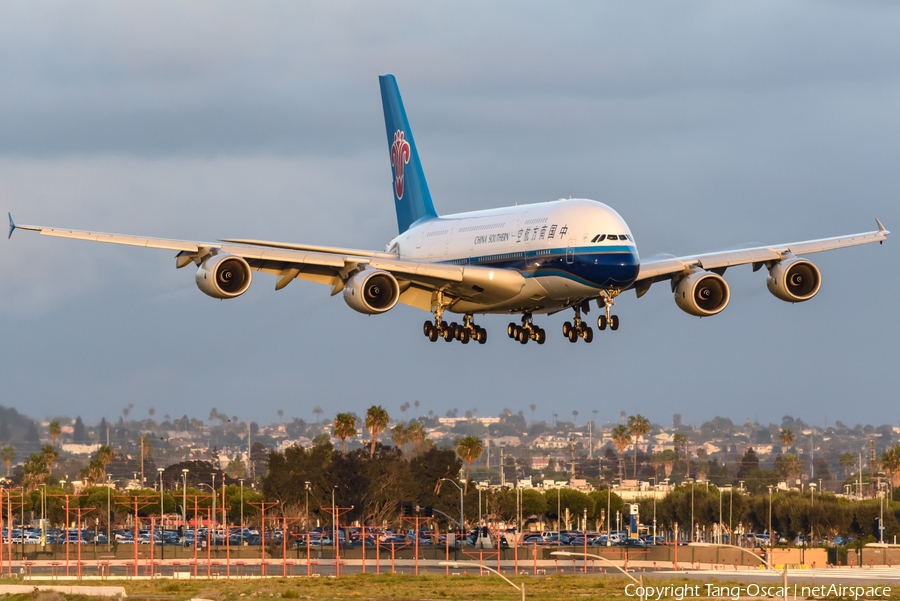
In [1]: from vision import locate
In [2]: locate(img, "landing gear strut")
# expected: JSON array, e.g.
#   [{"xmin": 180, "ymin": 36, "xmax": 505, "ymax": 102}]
[
  {"xmin": 422, "ymin": 305, "xmax": 487, "ymax": 345},
  {"xmin": 507, "ymin": 314, "xmax": 546, "ymax": 345},
  {"xmin": 562, "ymin": 305, "xmax": 593, "ymax": 343},
  {"xmin": 597, "ymin": 289, "xmax": 621, "ymax": 331}
]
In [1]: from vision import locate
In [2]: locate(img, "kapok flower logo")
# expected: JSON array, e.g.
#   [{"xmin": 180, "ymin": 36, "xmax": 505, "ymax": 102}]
[{"xmin": 391, "ymin": 130, "xmax": 411, "ymax": 199}]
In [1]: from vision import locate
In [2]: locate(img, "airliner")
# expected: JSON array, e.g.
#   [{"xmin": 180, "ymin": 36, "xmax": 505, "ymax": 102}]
[{"xmin": 8, "ymin": 75, "xmax": 890, "ymax": 345}]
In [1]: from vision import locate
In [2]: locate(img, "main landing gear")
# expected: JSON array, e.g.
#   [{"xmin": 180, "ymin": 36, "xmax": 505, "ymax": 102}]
[
  {"xmin": 597, "ymin": 290, "xmax": 621, "ymax": 331},
  {"xmin": 507, "ymin": 314, "xmax": 546, "ymax": 345},
  {"xmin": 562, "ymin": 304, "xmax": 593, "ymax": 343},
  {"xmin": 423, "ymin": 313, "xmax": 487, "ymax": 344}
]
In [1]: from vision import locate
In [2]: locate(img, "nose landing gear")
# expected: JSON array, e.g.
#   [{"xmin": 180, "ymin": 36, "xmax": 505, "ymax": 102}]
[
  {"xmin": 597, "ymin": 290, "xmax": 621, "ymax": 331},
  {"xmin": 562, "ymin": 305, "xmax": 593, "ymax": 343},
  {"xmin": 507, "ymin": 314, "xmax": 546, "ymax": 345}
]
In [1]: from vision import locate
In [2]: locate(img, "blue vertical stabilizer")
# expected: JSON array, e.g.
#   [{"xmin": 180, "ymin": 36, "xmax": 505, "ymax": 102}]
[{"xmin": 379, "ymin": 74, "xmax": 438, "ymax": 233}]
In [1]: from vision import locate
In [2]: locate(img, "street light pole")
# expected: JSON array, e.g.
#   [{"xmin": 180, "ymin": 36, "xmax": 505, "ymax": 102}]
[
  {"xmin": 106, "ymin": 476, "xmax": 112, "ymax": 551},
  {"xmin": 211, "ymin": 473, "xmax": 217, "ymax": 549},
  {"xmin": 239, "ymin": 479, "xmax": 245, "ymax": 544},
  {"xmin": 439, "ymin": 478, "xmax": 464, "ymax": 533},
  {"xmin": 181, "ymin": 469, "xmax": 189, "ymax": 538},
  {"xmin": 158, "ymin": 467, "xmax": 165, "ymax": 559}
]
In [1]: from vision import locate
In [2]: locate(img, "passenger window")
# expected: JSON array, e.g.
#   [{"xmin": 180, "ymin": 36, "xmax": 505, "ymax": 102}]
[{"xmin": 607, "ymin": 234, "xmax": 618, "ymax": 240}]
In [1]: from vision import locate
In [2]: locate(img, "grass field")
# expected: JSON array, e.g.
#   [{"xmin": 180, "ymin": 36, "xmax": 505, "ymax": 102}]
[{"xmin": 10, "ymin": 574, "xmax": 637, "ymax": 601}]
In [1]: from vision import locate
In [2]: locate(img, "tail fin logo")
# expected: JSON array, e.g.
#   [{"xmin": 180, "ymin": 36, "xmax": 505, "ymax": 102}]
[{"xmin": 390, "ymin": 130, "xmax": 411, "ymax": 199}]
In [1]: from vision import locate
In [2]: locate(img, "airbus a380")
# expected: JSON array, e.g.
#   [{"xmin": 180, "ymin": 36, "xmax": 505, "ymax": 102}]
[{"xmin": 9, "ymin": 75, "xmax": 890, "ymax": 345}]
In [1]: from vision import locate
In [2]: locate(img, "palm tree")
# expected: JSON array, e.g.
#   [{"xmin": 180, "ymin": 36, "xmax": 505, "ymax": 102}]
[
  {"xmin": 779, "ymin": 428, "xmax": 795, "ymax": 453},
  {"xmin": 391, "ymin": 424, "xmax": 409, "ymax": 448},
  {"xmin": 628, "ymin": 414, "xmax": 651, "ymax": 479},
  {"xmin": 406, "ymin": 422, "xmax": 426, "ymax": 447},
  {"xmin": 40, "ymin": 445, "xmax": 58, "ymax": 478},
  {"xmin": 140, "ymin": 433, "xmax": 153, "ymax": 485},
  {"xmin": 400, "ymin": 402, "xmax": 411, "ymax": 421},
  {"xmin": 1, "ymin": 446, "xmax": 15, "ymax": 477},
  {"xmin": 96, "ymin": 445, "xmax": 114, "ymax": 480},
  {"xmin": 572, "ymin": 410, "xmax": 579, "ymax": 425},
  {"xmin": 48, "ymin": 420, "xmax": 61, "ymax": 446},
  {"xmin": 529, "ymin": 404, "xmax": 536, "ymax": 425},
  {"xmin": 333, "ymin": 413, "xmax": 357, "ymax": 454},
  {"xmin": 611, "ymin": 424, "xmax": 631, "ymax": 481},
  {"xmin": 660, "ymin": 449, "xmax": 676, "ymax": 478},
  {"xmin": 364, "ymin": 405, "xmax": 390, "ymax": 458},
  {"xmin": 456, "ymin": 436, "xmax": 484, "ymax": 493},
  {"xmin": 839, "ymin": 452, "xmax": 855, "ymax": 478},
  {"xmin": 413, "ymin": 400, "xmax": 420, "ymax": 418},
  {"xmin": 312, "ymin": 406, "xmax": 323, "ymax": 424},
  {"xmin": 880, "ymin": 445, "xmax": 900, "ymax": 487}
]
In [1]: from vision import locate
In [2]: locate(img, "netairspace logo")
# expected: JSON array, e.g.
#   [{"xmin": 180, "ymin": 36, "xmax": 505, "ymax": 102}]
[{"xmin": 624, "ymin": 583, "xmax": 892, "ymax": 600}]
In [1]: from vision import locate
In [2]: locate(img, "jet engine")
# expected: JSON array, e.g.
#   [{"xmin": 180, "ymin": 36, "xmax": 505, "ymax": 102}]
[
  {"xmin": 674, "ymin": 271, "xmax": 731, "ymax": 317},
  {"xmin": 343, "ymin": 269, "xmax": 400, "ymax": 314},
  {"xmin": 766, "ymin": 257, "xmax": 821, "ymax": 302},
  {"xmin": 195, "ymin": 253, "xmax": 253, "ymax": 299}
]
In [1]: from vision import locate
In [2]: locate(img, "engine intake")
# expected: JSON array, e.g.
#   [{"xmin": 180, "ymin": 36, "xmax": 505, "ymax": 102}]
[
  {"xmin": 674, "ymin": 271, "xmax": 730, "ymax": 317},
  {"xmin": 767, "ymin": 257, "xmax": 821, "ymax": 302},
  {"xmin": 343, "ymin": 270, "xmax": 400, "ymax": 314},
  {"xmin": 196, "ymin": 253, "xmax": 252, "ymax": 299}
]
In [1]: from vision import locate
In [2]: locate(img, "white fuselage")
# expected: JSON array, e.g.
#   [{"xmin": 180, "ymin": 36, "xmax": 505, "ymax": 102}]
[{"xmin": 386, "ymin": 198, "xmax": 641, "ymax": 314}]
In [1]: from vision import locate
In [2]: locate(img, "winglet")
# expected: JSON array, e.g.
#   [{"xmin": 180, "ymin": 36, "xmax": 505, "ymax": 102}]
[
  {"xmin": 876, "ymin": 218, "xmax": 887, "ymax": 233},
  {"xmin": 7, "ymin": 213, "xmax": 14, "ymax": 239}
]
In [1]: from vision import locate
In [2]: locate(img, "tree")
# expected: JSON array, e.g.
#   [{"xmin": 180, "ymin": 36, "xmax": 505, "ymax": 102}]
[
  {"xmin": 456, "ymin": 436, "xmax": 484, "ymax": 493},
  {"xmin": 400, "ymin": 402, "xmax": 411, "ymax": 421},
  {"xmin": 48, "ymin": 420, "xmax": 61, "ymax": 446},
  {"xmin": 737, "ymin": 447, "xmax": 760, "ymax": 478},
  {"xmin": 529, "ymin": 404, "xmax": 536, "ymax": 425},
  {"xmin": 880, "ymin": 445, "xmax": 900, "ymax": 487},
  {"xmin": 611, "ymin": 424, "xmax": 631, "ymax": 481},
  {"xmin": 364, "ymin": 405, "xmax": 390, "ymax": 458},
  {"xmin": 40, "ymin": 445, "xmax": 58, "ymax": 477},
  {"xmin": 779, "ymin": 428, "xmax": 795, "ymax": 452},
  {"xmin": 333, "ymin": 413, "xmax": 357, "ymax": 454},
  {"xmin": 839, "ymin": 453, "xmax": 855, "ymax": 478},
  {"xmin": 1, "ymin": 445, "xmax": 14, "ymax": 477},
  {"xmin": 226, "ymin": 456, "xmax": 247, "ymax": 479},
  {"xmin": 391, "ymin": 424, "xmax": 409, "ymax": 448},
  {"xmin": 96, "ymin": 445, "xmax": 114, "ymax": 481},
  {"xmin": 775, "ymin": 454, "xmax": 803, "ymax": 480},
  {"xmin": 72, "ymin": 416, "xmax": 87, "ymax": 443},
  {"xmin": 628, "ymin": 414, "xmax": 650, "ymax": 479},
  {"xmin": 413, "ymin": 400, "xmax": 420, "ymax": 418},
  {"xmin": 673, "ymin": 432, "xmax": 687, "ymax": 475},
  {"xmin": 140, "ymin": 433, "xmax": 153, "ymax": 485},
  {"xmin": 312, "ymin": 406, "xmax": 323, "ymax": 424}
]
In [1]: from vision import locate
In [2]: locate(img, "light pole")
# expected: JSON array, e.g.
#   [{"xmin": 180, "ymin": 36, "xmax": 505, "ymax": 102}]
[
  {"xmin": 332, "ymin": 485, "xmax": 337, "ymax": 555},
  {"xmin": 439, "ymin": 478, "xmax": 464, "ymax": 534},
  {"xmin": 40, "ymin": 483, "xmax": 47, "ymax": 547},
  {"xmin": 158, "ymin": 468, "xmax": 165, "ymax": 559},
  {"xmin": 439, "ymin": 561, "xmax": 525, "ymax": 601},
  {"xmin": 606, "ymin": 488, "xmax": 611, "ymax": 546},
  {"xmin": 239, "ymin": 479, "xmax": 245, "ymax": 544},
  {"xmin": 181, "ymin": 469, "xmax": 189, "ymax": 538},
  {"xmin": 212, "ymin": 473, "xmax": 217, "ymax": 548},
  {"xmin": 718, "ymin": 485, "xmax": 723, "ymax": 544},
  {"xmin": 685, "ymin": 478, "xmax": 694, "ymax": 542},
  {"xmin": 106, "ymin": 476, "xmax": 112, "ymax": 551}
]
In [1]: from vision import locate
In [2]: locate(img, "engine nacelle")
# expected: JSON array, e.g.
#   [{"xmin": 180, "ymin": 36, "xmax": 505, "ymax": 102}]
[
  {"xmin": 343, "ymin": 270, "xmax": 400, "ymax": 315},
  {"xmin": 767, "ymin": 257, "xmax": 821, "ymax": 302},
  {"xmin": 195, "ymin": 253, "xmax": 253, "ymax": 299},
  {"xmin": 674, "ymin": 271, "xmax": 731, "ymax": 317}
]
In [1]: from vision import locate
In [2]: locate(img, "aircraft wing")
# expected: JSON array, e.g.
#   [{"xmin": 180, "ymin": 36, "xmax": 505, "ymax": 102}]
[
  {"xmin": 631, "ymin": 220, "xmax": 889, "ymax": 297},
  {"xmin": 8, "ymin": 218, "xmax": 525, "ymax": 310}
]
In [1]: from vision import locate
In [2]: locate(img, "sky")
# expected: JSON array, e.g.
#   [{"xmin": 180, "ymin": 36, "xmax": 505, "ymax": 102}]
[{"xmin": 1, "ymin": 2, "xmax": 898, "ymax": 430}]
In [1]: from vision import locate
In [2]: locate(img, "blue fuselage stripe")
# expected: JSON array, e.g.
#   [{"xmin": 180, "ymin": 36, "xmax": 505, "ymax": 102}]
[{"xmin": 440, "ymin": 246, "xmax": 641, "ymax": 288}]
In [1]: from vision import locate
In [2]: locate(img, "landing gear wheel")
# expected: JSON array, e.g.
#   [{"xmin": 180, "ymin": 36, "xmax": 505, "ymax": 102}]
[
  {"xmin": 428, "ymin": 326, "xmax": 439, "ymax": 342},
  {"xmin": 567, "ymin": 328, "xmax": 578, "ymax": 343},
  {"xmin": 507, "ymin": 323, "xmax": 516, "ymax": 338},
  {"xmin": 449, "ymin": 323, "xmax": 459, "ymax": 340},
  {"xmin": 597, "ymin": 315, "xmax": 608, "ymax": 330},
  {"xmin": 583, "ymin": 326, "xmax": 594, "ymax": 343},
  {"xmin": 477, "ymin": 327, "xmax": 487, "ymax": 344},
  {"xmin": 610, "ymin": 315, "xmax": 620, "ymax": 331},
  {"xmin": 563, "ymin": 321, "xmax": 572, "ymax": 337},
  {"xmin": 460, "ymin": 328, "xmax": 470, "ymax": 344},
  {"xmin": 520, "ymin": 331, "xmax": 529, "ymax": 345},
  {"xmin": 536, "ymin": 328, "xmax": 546, "ymax": 345},
  {"xmin": 442, "ymin": 327, "xmax": 453, "ymax": 342},
  {"xmin": 424, "ymin": 320, "xmax": 433, "ymax": 336}
]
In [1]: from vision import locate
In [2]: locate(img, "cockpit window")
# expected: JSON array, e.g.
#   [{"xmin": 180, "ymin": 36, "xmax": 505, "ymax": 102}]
[
  {"xmin": 591, "ymin": 234, "xmax": 606, "ymax": 243},
  {"xmin": 607, "ymin": 234, "xmax": 618, "ymax": 240}
]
